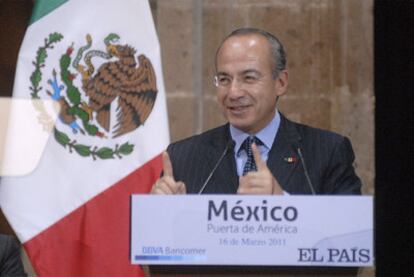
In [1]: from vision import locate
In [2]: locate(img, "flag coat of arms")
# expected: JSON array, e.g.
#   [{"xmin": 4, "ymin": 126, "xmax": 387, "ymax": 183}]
[{"xmin": 0, "ymin": 0, "xmax": 169, "ymax": 276}]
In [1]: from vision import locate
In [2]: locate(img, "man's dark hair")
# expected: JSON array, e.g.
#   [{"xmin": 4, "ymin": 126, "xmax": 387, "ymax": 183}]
[{"xmin": 215, "ymin": 27, "xmax": 287, "ymax": 78}]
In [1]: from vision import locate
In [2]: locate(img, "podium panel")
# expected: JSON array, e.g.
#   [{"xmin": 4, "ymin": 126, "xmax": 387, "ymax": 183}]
[{"xmin": 131, "ymin": 195, "xmax": 373, "ymax": 271}]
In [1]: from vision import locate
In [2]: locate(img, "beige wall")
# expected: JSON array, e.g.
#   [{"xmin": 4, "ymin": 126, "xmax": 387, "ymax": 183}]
[{"xmin": 154, "ymin": 0, "xmax": 374, "ymax": 196}]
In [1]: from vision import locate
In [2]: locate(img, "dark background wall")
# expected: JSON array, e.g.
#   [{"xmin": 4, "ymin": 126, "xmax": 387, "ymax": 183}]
[
  {"xmin": 375, "ymin": 0, "xmax": 414, "ymax": 276},
  {"xmin": 0, "ymin": 0, "xmax": 32, "ymax": 97}
]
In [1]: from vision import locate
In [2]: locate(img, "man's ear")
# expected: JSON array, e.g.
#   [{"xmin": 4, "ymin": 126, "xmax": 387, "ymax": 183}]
[{"xmin": 275, "ymin": 69, "xmax": 289, "ymax": 97}]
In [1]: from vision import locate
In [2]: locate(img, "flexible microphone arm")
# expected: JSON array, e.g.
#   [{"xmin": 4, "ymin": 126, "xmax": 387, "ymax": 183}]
[
  {"xmin": 296, "ymin": 147, "xmax": 316, "ymax": 195},
  {"xmin": 198, "ymin": 140, "xmax": 235, "ymax": 194}
]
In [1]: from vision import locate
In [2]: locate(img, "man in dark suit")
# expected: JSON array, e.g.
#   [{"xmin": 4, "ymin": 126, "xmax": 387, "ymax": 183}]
[
  {"xmin": 151, "ymin": 28, "xmax": 362, "ymax": 195},
  {"xmin": 0, "ymin": 234, "xmax": 26, "ymax": 276}
]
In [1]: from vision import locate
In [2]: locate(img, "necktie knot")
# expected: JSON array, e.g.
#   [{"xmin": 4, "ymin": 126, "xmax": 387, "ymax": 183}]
[{"xmin": 240, "ymin": 136, "xmax": 263, "ymax": 175}]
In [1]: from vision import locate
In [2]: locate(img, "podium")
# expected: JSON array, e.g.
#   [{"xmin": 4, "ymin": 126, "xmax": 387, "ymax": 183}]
[{"xmin": 131, "ymin": 195, "xmax": 373, "ymax": 276}]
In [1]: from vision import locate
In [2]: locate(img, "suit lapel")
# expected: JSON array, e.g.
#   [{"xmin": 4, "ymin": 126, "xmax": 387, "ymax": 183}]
[
  {"xmin": 204, "ymin": 124, "xmax": 238, "ymax": 193},
  {"xmin": 267, "ymin": 114, "xmax": 302, "ymax": 192}
]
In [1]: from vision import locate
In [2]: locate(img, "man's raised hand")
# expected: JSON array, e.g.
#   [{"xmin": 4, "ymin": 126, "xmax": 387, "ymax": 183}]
[
  {"xmin": 151, "ymin": 151, "xmax": 186, "ymax": 194},
  {"xmin": 238, "ymin": 143, "xmax": 283, "ymax": 195}
]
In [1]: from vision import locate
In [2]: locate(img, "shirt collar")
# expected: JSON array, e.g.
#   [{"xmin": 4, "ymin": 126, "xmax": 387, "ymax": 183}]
[{"xmin": 229, "ymin": 111, "xmax": 281, "ymax": 154}]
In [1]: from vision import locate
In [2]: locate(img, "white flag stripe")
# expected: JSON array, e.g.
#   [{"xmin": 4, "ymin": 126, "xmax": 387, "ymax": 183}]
[{"xmin": 0, "ymin": 99, "xmax": 59, "ymax": 176}]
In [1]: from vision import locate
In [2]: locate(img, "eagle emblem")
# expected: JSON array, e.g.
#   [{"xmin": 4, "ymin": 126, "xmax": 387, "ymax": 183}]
[{"xmin": 29, "ymin": 32, "xmax": 158, "ymax": 160}]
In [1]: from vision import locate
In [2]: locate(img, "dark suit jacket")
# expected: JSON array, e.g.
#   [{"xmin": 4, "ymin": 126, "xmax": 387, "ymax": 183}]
[
  {"xmin": 167, "ymin": 114, "xmax": 361, "ymax": 194},
  {"xmin": 0, "ymin": 234, "xmax": 26, "ymax": 277}
]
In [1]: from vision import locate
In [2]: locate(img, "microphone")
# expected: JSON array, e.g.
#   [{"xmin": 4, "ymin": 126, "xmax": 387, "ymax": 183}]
[
  {"xmin": 198, "ymin": 139, "xmax": 235, "ymax": 194},
  {"xmin": 295, "ymin": 146, "xmax": 316, "ymax": 195}
]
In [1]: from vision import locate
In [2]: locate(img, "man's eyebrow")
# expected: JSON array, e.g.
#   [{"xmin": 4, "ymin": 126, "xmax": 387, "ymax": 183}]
[
  {"xmin": 216, "ymin": 69, "xmax": 261, "ymax": 76},
  {"xmin": 242, "ymin": 69, "xmax": 261, "ymax": 75},
  {"xmin": 216, "ymin": 71, "xmax": 230, "ymax": 76}
]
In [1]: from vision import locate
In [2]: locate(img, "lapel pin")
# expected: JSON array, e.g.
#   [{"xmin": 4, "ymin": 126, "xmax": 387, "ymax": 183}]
[{"xmin": 284, "ymin": 157, "xmax": 297, "ymax": 163}]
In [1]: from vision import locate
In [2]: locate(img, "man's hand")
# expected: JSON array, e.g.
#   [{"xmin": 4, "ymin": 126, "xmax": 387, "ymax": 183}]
[
  {"xmin": 151, "ymin": 151, "xmax": 186, "ymax": 194},
  {"xmin": 238, "ymin": 143, "xmax": 283, "ymax": 195}
]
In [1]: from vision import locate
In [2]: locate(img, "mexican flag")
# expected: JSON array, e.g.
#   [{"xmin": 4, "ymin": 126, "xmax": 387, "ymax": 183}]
[{"xmin": 0, "ymin": 0, "xmax": 169, "ymax": 276}]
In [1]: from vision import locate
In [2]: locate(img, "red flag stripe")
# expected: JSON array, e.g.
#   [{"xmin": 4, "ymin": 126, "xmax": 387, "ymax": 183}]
[{"xmin": 24, "ymin": 154, "xmax": 162, "ymax": 277}]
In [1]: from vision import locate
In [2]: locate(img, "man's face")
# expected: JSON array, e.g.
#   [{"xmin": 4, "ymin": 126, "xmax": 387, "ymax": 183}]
[{"xmin": 215, "ymin": 34, "xmax": 288, "ymax": 134}]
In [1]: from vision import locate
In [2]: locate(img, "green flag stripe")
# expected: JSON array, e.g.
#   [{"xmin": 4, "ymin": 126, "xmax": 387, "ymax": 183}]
[{"xmin": 29, "ymin": 0, "xmax": 69, "ymax": 25}]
